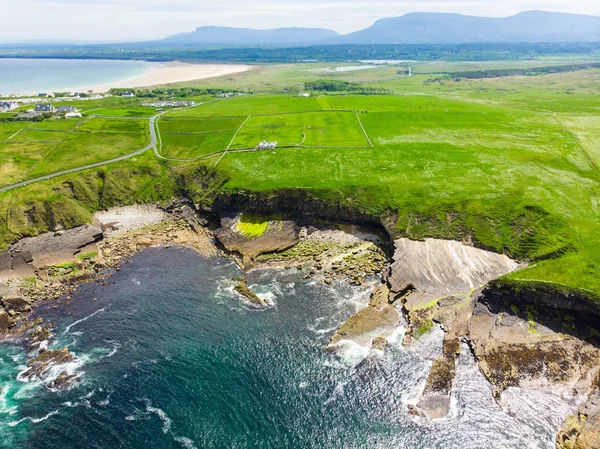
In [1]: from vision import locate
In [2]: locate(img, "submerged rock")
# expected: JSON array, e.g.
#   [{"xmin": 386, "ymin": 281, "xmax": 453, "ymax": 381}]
[{"xmin": 51, "ymin": 372, "xmax": 79, "ymax": 390}]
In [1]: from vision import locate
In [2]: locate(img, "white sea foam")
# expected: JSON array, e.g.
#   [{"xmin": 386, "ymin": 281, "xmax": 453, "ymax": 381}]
[
  {"xmin": 175, "ymin": 436, "xmax": 198, "ymax": 449},
  {"xmin": 64, "ymin": 307, "xmax": 106, "ymax": 334},
  {"xmin": 146, "ymin": 402, "xmax": 172, "ymax": 433},
  {"xmin": 8, "ymin": 409, "xmax": 59, "ymax": 427},
  {"xmin": 326, "ymin": 339, "xmax": 371, "ymax": 367}
]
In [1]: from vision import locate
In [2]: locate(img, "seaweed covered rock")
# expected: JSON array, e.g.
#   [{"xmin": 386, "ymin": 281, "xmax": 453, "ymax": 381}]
[{"xmin": 233, "ymin": 277, "xmax": 266, "ymax": 307}]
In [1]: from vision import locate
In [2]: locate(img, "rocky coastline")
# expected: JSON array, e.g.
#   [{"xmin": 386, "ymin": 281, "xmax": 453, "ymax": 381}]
[{"xmin": 0, "ymin": 198, "xmax": 599, "ymax": 448}]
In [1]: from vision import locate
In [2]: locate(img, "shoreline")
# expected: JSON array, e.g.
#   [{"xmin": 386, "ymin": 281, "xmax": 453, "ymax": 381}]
[
  {"xmin": 0, "ymin": 59, "xmax": 251, "ymax": 96},
  {"xmin": 0, "ymin": 203, "xmax": 599, "ymax": 447},
  {"xmin": 80, "ymin": 61, "xmax": 251, "ymax": 93}
]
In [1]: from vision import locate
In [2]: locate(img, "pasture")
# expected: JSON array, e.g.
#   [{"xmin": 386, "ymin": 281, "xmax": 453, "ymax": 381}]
[
  {"xmin": 0, "ymin": 116, "xmax": 149, "ymax": 187},
  {"xmin": 1, "ymin": 62, "xmax": 599, "ymax": 297},
  {"xmin": 230, "ymin": 111, "xmax": 371, "ymax": 149}
]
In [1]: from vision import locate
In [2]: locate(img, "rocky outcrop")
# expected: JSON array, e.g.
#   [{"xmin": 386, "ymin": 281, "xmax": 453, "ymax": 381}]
[
  {"xmin": 215, "ymin": 214, "xmax": 300, "ymax": 266},
  {"xmin": 0, "ymin": 225, "xmax": 103, "ymax": 281},
  {"xmin": 417, "ymin": 338, "xmax": 461, "ymax": 419},
  {"xmin": 233, "ymin": 277, "xmax": 266, "ymax": 307},
  {"xmin": 328, "ymin": 284, "xmax": 399, "ymax": 349},
  {"xmin": 469, "ymin": 300, "xmax": 600, "ymax": 399},
  {"xmin": 556, "ymin": 387, "xmax": 600, "ymax": 449},
  {"xmin": 23, "ymin": 348, "xmax": 76, "ymax": 388},
  {"xmin": 481, "ymin": 280, "xmax": 600, "ymax": 343}
]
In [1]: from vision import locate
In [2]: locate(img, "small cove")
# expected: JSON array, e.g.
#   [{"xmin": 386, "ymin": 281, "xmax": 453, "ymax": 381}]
[{"xmin": 0, "ymin": 247, "xmax": 577, "ymax": 448}]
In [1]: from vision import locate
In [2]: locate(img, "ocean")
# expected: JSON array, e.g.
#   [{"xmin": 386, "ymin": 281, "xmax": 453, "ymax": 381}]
[
  {"xmin": 0, "ymin": 58, "xmax": 154, "ymax": 95},
  {"xmin": 0, "ymin": 247, "xmax": 578, "ymax": 448}
]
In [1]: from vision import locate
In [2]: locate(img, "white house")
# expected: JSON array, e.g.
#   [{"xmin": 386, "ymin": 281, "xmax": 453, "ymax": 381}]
[
  {"xmin": 258, "ymin": 141, "xmax": 278, "ymax": 150},
  {"xmin": 299, "ymin": 93, "xmax": 311, "ymax": 98},
  {"xmin": 120, "ymin": 91, "xmax": 135, "ymax": 98},
  {"xmin": 0, "ymin": 101, "xmax": 18, "ymax": 111},
  {"xmin": 57, "ymin": 106, "xmax": 79, "ymax": 114}
]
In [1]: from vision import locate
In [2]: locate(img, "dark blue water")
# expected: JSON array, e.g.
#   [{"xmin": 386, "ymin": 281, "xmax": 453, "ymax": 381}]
[{"xmin": 0, "ymin": 248, "xmax": 577, "ymax": 448}]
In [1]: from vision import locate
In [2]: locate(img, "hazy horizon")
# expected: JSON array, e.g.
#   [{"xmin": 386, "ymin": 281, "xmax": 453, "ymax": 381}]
[{"xmin": 0, "ymin": 1, "xmax": 599, "ymax": 43}]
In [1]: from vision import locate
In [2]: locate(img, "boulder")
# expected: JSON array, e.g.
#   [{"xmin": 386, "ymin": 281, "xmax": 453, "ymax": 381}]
[{"xmin": 0, "ymin": 309, "xmax": 15, "ymax": 333}]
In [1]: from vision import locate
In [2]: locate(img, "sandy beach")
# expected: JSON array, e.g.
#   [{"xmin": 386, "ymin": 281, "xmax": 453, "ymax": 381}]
[{"xmin": 84, "ymin": 61, "xmax": 250, "ymax": 92}]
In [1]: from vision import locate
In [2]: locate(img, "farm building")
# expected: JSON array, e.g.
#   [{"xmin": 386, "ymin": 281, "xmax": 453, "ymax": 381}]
[{"xmin": 258, "ymin": 141, "xmax": 278, "ymax": 149}]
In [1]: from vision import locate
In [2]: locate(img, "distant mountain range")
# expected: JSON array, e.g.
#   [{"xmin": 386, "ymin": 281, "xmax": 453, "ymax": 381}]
[
  {"xmin": 161, "ymin": 11, "xmax": 600, "ymax": 46},
  {"xmin": 162, "ymin": 26, "xmax": 339, "ymax": 46}
]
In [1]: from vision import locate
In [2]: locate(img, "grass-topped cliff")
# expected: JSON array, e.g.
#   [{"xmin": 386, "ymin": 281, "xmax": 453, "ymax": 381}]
[{"xmin": 1, "ymin": 61, "xmax": 599, "ymax": 298}]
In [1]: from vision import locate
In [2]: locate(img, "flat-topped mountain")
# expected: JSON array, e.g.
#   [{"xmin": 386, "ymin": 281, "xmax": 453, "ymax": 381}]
[
  {"xmin": 162, "ymin": 26, "xmax": 339, "ymax": 46},
  {"xmin": 335, "ymin": 11, "xmax": 600, "ymax": 44},
  {"xmin": 159, "ymin": 11, "xmax": 600, "ymax": 46}
]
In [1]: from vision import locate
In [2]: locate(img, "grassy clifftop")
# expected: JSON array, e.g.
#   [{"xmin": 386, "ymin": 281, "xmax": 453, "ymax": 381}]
[{"xmin": 1, "ymin": 61, "xmax": 599, "ymax": 299}]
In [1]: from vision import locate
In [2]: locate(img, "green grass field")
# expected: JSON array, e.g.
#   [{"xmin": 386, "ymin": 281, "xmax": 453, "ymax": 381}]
[
  {"xmin": 1, "ymin": 61, "xmax": 599, "ymax": 299},
  {"xmin": 230, "ymin": 111, "xmax": 371, "ymax": 149},
  {"xmin": 158, "ymin": 116, "xmax": 245, "ymax": 159},
  {"xmin": 0, "ymin": 116, "xmax": 150, "ymax": 187}
]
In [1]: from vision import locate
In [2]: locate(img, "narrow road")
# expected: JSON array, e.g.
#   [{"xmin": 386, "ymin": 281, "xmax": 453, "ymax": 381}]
[{"xmin": 0, "ymin": 113, "xmax": 164, "ymax": 194}]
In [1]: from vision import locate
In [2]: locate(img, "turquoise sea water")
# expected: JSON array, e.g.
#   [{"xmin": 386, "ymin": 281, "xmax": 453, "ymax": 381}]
[
  {"xmin": 0, "ymin": 58, "xmax": 153, "ymax": 95},
  {"xmin": 0, "ymin": 247, "xmax": 579, "ymax": 448}
]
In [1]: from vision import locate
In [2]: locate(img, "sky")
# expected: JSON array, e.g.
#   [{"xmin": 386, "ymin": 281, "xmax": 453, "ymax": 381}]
[{"xmin": 1, "ymin": 0, "xmax": 599, "ymax": 42}]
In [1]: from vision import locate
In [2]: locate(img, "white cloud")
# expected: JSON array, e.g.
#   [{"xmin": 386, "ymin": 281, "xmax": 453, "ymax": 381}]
[{"xmin": 0, "ymin": 0, "xmax": 598, "ymax": 41}]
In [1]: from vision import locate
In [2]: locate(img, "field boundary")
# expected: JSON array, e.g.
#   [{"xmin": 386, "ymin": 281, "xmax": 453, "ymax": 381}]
[
  {"xmin": 213, "ymin": 115, "xmax": 252, "ymax": 168},
  {"xmin": 355, "ymin": 111, "xmax": 374, "ymax": 148}
]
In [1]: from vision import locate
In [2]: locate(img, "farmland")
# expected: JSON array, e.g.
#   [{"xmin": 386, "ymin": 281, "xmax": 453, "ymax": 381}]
[
  {"xmin": 0, "ymin": 61, "xmax": 599, "ymax": 298},
  {"xmin": 0, "ymin": 116, "xmax": 149, "ymax": 186}
]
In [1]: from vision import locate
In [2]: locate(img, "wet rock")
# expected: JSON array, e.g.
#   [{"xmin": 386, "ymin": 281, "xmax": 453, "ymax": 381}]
[
  {"xmin": 26, "ymin": 348, "xmax": 74, "ymax": 381},
  {"xmin": 416, "ymin": 338, "xmax": 461, "ymax": 419},
  {"xmin": 27, "ymin": 324, "xmax": 53, "ymax": 349},
  {"xmin": 233, "ymin": 277, "xmax": 265, "ymax": 307},
  {"xmin": 371, "ymin": 336, "xmax": 388, "ymax": 351},
  {"xmin": 329, "ymin": 285, "xmax": 399, "ymax": 348},
  {"xmin": 51, "ymin": 372, "xmax": 78, "ymax": 390},
  {"xmin": 557, "ymin": 389, "xmax": 600, "ymax": 449}
]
